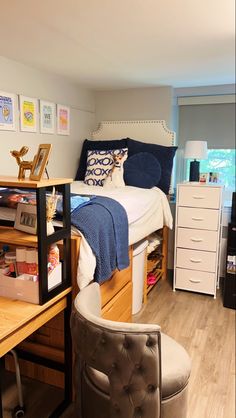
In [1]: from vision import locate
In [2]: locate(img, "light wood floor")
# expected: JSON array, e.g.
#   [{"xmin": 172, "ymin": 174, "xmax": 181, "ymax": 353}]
[
  {"xmin": 2, "ymin": 371, "xmax": 64, "ymax": 417},
  {"xmin": 2, "ymin": 277, "xmax": 235, "ymax": 418},
  {"xmin": 134, "ymin": 277, "xmax": 236, "ymax": 418}
]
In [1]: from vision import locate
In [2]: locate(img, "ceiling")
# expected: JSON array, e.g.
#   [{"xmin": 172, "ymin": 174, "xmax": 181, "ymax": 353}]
[{"xmin": 0, "ymin": 0, "xmax": 235, "ymax": 90}]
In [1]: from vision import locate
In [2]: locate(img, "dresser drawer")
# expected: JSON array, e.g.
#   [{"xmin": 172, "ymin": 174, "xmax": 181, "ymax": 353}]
[
  {"xmin": 177, "ymin": 228, "xmax": 218, "ymax": 251},
  {"xmin": 177, "ymin": 207, "xmax": 219, "ymax": 231},
  {"xmin": 176, "ymin": 248, "xmax": 216, "ymax": 272},
  {"xmin": 102, "ymin": 282, "xmax": 132, "ymax": 322},
  {"xmin": 175, "ymin": 268, "xmax": 215, "ymax": 295},
  {"xmin": 101, "ymin": 247, "xmax": 132, "ymax": 307},
  {"xmin": 178, "ymin": 185, "xmax": 221, "ymax": 209}
]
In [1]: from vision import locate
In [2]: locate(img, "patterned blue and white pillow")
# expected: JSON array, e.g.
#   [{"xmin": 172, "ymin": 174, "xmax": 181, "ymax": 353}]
[{"xmin": 84, "ymin": 148, "xmax": 128, "ymax": 186}]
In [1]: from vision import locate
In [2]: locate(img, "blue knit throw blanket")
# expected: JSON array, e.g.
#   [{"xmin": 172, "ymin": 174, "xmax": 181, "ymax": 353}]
[{"xmin": 71, "ymin": 196, "xmax": 129, "ymax": 284}]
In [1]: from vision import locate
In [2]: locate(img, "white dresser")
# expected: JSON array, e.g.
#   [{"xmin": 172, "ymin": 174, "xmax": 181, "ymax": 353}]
[{"xmin": 174, "ymin": 182, "xmax": 223, "ymax": 298}]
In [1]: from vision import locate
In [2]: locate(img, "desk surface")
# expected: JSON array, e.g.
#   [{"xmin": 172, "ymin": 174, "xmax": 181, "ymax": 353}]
[
  {"xmin": 0, "ymin": 287, "xmax": 72, "ymax": 357},
  {"xmin": 0, "ymin": 176, "xmax": 73, "ymax": 188}
]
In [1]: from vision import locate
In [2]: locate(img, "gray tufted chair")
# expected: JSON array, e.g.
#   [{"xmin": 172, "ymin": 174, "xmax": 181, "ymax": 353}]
[{"xmin": 71, "ymin": 283, "xmax": 191, "ymax": 418}]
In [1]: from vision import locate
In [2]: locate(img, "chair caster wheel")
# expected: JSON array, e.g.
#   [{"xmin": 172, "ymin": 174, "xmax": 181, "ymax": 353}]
[{"xmin": 12, "ymin": 405, "xmax": 25, "ymax": 418}]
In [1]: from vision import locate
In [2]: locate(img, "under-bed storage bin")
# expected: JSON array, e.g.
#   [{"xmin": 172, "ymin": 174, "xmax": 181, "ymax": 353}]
[
  {"xmin": 132, "ymin": 239, "xmax": 148, "ymax": 314},
  {"xmin": 0, "ymin": 263, "xmax": 62, "ymax": 304}
]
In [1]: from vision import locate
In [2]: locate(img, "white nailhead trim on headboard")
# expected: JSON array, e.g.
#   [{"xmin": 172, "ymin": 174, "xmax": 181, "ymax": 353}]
[{"xmin": 92, "ymin": 120, "xmax": 175, "ymax": 146}]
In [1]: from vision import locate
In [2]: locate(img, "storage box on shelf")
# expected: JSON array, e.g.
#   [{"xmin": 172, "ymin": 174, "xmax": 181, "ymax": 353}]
[
  {"xmin": 0, "ymin": 176, "xmax": 72, "ymax": 305},
  {"xmin": 174, "ymin": 182, "xmax": 223, "ymax": 298},
  {"xmin": 0, "ymin": 262, "xmax": 62, "ymax": 304}
]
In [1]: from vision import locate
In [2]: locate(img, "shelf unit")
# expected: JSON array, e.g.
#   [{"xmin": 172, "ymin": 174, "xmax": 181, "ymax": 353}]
[
  {"xmin": 143, "ymin": 226, "xmax": 168, "ymax": 303},
  {"xmin": 0, "ymin": 176, "xmax": 72, "ymax": 305},
  {"xmin": 146, "ymin": 244, "xmax": 163, "ymax": 292},
  {"xmin": 0, "ymin": 176, "xmax": 73, "ymax": 416}
]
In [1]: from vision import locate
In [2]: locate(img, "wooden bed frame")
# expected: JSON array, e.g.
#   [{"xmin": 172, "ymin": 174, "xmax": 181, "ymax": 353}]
[{"xmin": 6, "ymin": 120, "xmax": 176, "ymax": 388}]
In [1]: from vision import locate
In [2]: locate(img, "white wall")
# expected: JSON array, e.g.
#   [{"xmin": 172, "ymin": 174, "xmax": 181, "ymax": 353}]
[
  {"xmin": 94, "ymin": 86, "xmax": 177, "ymax": 269},
  {"xmin": 95, "ymin": 86, "xmax": 174, "ymax": 129},
  {"xmin": 0, "ymin": 56, "xmax": 96, "ymax": 179}
]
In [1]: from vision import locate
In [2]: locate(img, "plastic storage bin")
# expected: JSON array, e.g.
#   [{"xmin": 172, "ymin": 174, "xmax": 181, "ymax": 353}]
[{"xmin": 132, "ymin": 239, "xmax": 148, "ymax": 314}]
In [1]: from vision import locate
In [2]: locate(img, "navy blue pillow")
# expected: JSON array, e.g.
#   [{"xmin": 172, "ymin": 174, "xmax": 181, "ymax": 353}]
[
  {"xmin": 75, "ymin": 138, "xmax": 128, "ymax": 180},
  {"xmin": 124, "ymin": 152, "xmax": 162, "ymax": 189},
  {"xmin": 127, "ymin": 138, "xmax": 177, "ymax": 194}
]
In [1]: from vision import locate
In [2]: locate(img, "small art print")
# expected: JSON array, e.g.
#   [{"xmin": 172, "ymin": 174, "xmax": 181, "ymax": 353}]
[
  {"xmin": 40, "ymin": 100, "xmax": 55, "ymax": 134},
  {"xmin": 209, "ymin": 172, "xmax": 219, "ymax": 183},
  {"xmin": 57, "ymin": 104, "xmax": 70, "ymax": 135},
  {"xmin": 0, "ymin": 91, "xmax": 16, "ymax": 131},
  {"xmin": 20, "ymin": 95, "xmax": 37, "ymax": 132}
]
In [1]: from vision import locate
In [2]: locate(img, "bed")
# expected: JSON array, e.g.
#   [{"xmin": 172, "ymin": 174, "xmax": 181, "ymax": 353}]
[
  {"xmin": 72, "ymin": 119, "xmax": 175, "ymax": 285},
  {"xmin": 3, "ymin": 119, "xmax": 176, "ymax": 388}
]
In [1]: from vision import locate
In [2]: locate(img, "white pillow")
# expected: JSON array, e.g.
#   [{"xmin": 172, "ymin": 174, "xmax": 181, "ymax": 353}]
[{"xmin": 84, "ymin": 148, "xmax": 128, "ymax": 186}]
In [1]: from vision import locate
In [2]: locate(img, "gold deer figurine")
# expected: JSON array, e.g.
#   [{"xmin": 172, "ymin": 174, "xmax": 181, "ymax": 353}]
[{"xmin": 10, "ymin": 146, "xmax": 35, "ymax": 180}]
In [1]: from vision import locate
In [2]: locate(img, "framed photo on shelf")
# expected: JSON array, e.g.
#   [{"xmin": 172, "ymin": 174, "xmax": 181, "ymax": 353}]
[
  {"xmin": 209, "ymin": 172, "xmax": 219, "ymax": 184},
  {"xmin": 199, "ymin": 172, "xmax": 208, "ymax": 183},
  {"xmin": 57, "ymin": 104, "xmax": 70, "ymax": 135},
  {"xmin": 19, "ymin": 95, "xmax": 38, "ymax": 132},
  {"xmin": 40, "ymin": 100, "xmax": 56, "ymax": 134},
  {"xmin": 30, "ymin": 144, "xmax": 52, "ymax": 181},
  {"xmin": 0, "ymin": 91, "xmax": 17, "ymax": 131},
  {"xmin": 14, "ymin": 203, "xmax": 37, "ymax": 234}
]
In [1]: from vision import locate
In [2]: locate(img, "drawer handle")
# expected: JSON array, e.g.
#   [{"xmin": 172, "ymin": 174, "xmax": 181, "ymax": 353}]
[
  {"xmin": 189, "ymin": 279, "xmax": 201, "ymax": 283},
  {"xmin": 191, "ymin": 217, "xmax": 204, "ymax": 221},
  {"xmin": 190, "ymin": 237, "xmax": 203, "ymax": 242},
  {"xmin": 192, "ymin": 195, "xmax": 205, "ymax": 199},
  {"xmin": 190, "ymin": 258, "xmax": 202, "ymax": 263}
]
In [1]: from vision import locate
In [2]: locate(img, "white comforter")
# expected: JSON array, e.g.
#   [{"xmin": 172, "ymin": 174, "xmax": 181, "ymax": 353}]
[{"xmin": 71, "ymin": 181, "xmax": 172, "ymax": 289}]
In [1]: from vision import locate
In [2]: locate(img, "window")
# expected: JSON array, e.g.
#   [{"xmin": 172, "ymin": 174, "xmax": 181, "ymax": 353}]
[{"xmin": 186, "ymin": 149, "xmax": 235, "ymax": 191}]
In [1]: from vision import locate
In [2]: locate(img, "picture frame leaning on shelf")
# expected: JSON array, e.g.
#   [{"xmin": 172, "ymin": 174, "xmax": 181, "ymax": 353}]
[
  {"xmin": 30, "ymin": 143, "xmax": 52, "ymax": 181},
  {"xmin": 14, "ymin": 202, "xmax": 37, "ymax": 234}
]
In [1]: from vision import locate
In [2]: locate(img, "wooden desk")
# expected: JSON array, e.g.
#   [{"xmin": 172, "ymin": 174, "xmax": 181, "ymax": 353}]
[{"xmin": 0, "ymin": 287, "xmax": 72, "ymax": 418}]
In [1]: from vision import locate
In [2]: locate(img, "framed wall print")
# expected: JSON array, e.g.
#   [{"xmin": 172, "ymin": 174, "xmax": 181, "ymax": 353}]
[
  {"xmin": 57, "ymin": 104, "xmax": 70, "ymax": 135},
  {"xmin": 40, "ymin": 100, "xmax": 56, "ymax": 134},
  {"xmin": 30, "ymin": 144, "xmax": 52, "ymax": 181},
  {"xmin": 0, "ymin": 91, "xmax": 17, "ymax": 131},
  {"xmin": 19, "ymin": 95, "xmax": 38, "ymax": 132},
  {"xmin": 14, "ymin": 203, "xmax": 37, "ymax": 234}
]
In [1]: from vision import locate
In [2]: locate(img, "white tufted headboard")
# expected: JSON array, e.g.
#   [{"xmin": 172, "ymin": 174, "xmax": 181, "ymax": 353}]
[{"xmin": 92, "ymin": 120, "xmax": 175, "ymax": 146}]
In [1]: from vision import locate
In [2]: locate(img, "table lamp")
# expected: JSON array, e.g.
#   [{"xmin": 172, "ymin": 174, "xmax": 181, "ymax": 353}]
[{"xmin": 184, "ymin": 140, "xmax": 208, "ymax": 182}]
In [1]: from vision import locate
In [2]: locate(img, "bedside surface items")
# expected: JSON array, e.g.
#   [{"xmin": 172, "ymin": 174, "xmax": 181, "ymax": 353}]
[
  {"xmin": 10, "ymin": 144, "xmax": 52, "ymax": 181},
  {"xmin": 174, "ymin": 182, "xmax": 223, "ymax": 297}
]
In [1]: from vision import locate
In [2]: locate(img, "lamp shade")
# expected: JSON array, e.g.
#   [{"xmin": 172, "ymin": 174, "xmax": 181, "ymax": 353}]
[{"xmin": 184, "ymin": 141, "xmax": 208, "ymax": 160}]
